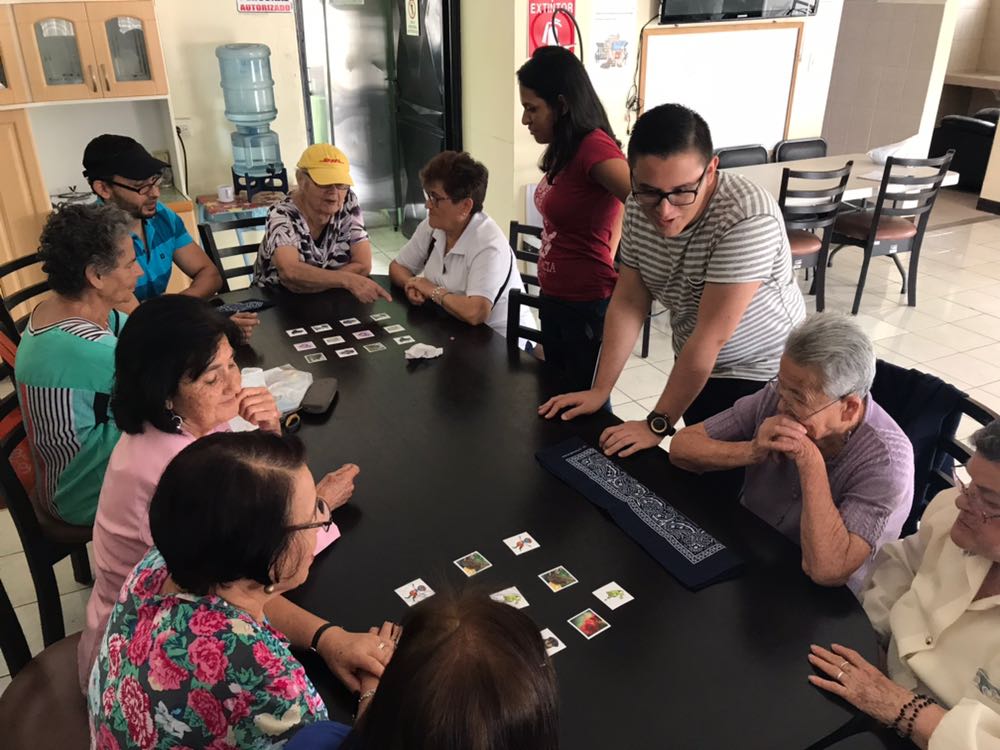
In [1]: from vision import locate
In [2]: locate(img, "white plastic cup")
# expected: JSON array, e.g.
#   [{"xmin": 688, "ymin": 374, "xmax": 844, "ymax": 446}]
[{"xmin": 217, "ymin": 184, "xmax": 235, "ymax": 202}]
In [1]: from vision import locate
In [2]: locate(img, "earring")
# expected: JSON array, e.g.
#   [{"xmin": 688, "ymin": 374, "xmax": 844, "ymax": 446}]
[
  {"xmin": 264, "ymin": 583, "xmax": 276, "ymax": 595},
  {"xmin": 168, "ymin": 410, "xmax": 182, "ymax": 432}
]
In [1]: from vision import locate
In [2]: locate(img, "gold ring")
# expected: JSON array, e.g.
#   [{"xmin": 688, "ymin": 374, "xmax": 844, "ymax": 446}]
[
  {"xmin": 836, "ymin": 670, "xmax": 844, "ymax": 681},
  {"xmin": 839, "ymin": 660, "xmax": 849, "ymax": 670},
  {"xmin": 377, "ymin": 641, "xmax": 386, "ymax": 650}
]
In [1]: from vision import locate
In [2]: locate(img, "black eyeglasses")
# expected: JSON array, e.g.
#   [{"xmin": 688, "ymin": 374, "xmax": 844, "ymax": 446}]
[
  {"xmin": 105, "ymin": 174, "xmax": 163, "ymax": 196},
  {"xmin": 633, "ymin": 165, "xmax": 710, "ymax": 208},
  {"xmin": 285, "ymin": 497, "xmax": 334, "ymax": 534},
  {"xmin": 766, "ymin": 377, "xmax": 845, "ymax": 424},
  {"xmin": 423, "ymin": 190, "xmax": 455, "ymax": 208}
]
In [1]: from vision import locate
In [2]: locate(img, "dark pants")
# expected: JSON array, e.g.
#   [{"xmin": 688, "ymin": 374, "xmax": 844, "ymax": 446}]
[
  {"xmin": 683, "ymin": 377, "xmax": 767, "ymax": 426},
  {"xmin": 539, "ymin": 295, "xmax": 611, "ymax": 394}
]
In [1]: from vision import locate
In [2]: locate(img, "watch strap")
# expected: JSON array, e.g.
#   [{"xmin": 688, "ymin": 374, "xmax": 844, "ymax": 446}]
[{"xmin": 310, "ymin": 622, "xmax": 335, "ymax": 652}]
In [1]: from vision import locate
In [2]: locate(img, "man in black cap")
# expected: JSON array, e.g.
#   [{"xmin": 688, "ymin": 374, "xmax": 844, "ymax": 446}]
[{"xmin": 83, "ymin": 134, "xmax": 226, "ymax": 313}]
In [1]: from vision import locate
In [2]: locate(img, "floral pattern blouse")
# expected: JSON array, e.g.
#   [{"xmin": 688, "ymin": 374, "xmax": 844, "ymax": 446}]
[{"xmin": 88, "ymin": 548, "xmax": 328, "ymax": 750}]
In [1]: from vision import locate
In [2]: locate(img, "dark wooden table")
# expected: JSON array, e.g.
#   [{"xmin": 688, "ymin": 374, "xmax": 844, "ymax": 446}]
[{"xmin": 228, "ymin": 280, "xmax": 876, "ymax": 750}]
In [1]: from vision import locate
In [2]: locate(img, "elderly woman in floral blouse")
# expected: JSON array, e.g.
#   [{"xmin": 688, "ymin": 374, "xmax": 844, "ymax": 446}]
[{"xmin": 88, "ymin": 432, "xmax": 398, "ymax": 749}]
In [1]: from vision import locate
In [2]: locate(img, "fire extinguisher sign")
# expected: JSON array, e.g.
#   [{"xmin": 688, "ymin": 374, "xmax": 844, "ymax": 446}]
[{"xmin": 528, "ymin": 1, "xmax": 576, "ymax": 55}]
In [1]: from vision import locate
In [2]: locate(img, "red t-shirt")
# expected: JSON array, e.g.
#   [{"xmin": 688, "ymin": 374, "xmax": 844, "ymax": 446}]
[{"xmin": 534, "ymin": 129, "xmax": 625, "ymax": 301}]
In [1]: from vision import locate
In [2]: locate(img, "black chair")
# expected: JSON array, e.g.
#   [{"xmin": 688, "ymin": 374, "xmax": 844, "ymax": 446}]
[
  {"xmin": 197, "ymin": 216, "xmax": 267, "ymax": 292},
  {"xmin": 827, "ymin": 151, "xmax": 954, "ymax": 315},
  {"xmin": 773, "ymin": 137, "xmax": 828, "ymax": 162},
  {"xmin": 0, "ymin": 573, "xmax": 88, "ymax": 750},
  {"xmin": 0, "ymin": 325, "xmax": 92, "ymax": 646},
  {"xmin": 508, "ymin": 221, "xmax": 655, "ymax": 359},
  {"xmin": 0, "ymin": 254, "xmax": 50, "ymax": 344},
  {"xmin": 928, "ymin": 108, "xmax": 997, "ymax": 191},
  {"xmin": 777, "ymin": 161, "xmax": 853, "ymax": 311},
  {"xmin": 506, "ymin": 289, "xmax": 545, "ymax": 353},
  {"xmin": 715, "ymin": 144, "xmax": 768, "ymax": 169}
]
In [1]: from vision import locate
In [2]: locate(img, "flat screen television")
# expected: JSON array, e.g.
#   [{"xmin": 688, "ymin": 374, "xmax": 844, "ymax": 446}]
[{"xmin": 659, "ymin": 0, "xmax": 818, "ymax": 24}]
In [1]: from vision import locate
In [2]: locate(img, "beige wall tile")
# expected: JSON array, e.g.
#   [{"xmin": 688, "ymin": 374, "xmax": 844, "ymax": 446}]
[{"xmin": 980, "ymin": 33, "xmax": 1000, "ymax": 71}]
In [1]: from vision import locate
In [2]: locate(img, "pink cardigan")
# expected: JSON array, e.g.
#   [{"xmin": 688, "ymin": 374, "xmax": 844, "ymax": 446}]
[{"xmin": 77, "ymin": 424, "xmax": 340, "ymax": 689}]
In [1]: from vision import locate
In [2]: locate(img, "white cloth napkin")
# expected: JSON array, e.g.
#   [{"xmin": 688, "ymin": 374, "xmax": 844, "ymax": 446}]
[
  {"xmin": 404, "ymin": 343, "xmax": 444, "ymax": 360},
  {"xmin": 867, "ymin": 134, "xmax": 921, "ymax": 165}
]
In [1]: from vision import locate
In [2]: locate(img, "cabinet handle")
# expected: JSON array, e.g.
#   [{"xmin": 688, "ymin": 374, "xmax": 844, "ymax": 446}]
[
  {"xmin": 99, "ymin": 63, "xmax": 111, "ymax": 92},
  {"xmin": 88, "ymin": 65, "xmax": 98, "ymax": 93}
]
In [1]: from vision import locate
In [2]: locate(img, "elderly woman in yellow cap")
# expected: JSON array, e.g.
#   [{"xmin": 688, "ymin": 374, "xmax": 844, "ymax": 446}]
[{"xmin": 255, "ymin": 144, "xmax": 391, "ymax": 302}]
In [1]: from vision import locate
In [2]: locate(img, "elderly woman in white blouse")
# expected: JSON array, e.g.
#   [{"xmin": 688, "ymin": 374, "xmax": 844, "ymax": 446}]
[
  {"xmin": 808, "ymin": 420, "xmax": 1000, "ymax": 749},
  {"xmin": 388, "ymin": 150, "xmax": 535, "ymax": 339}
]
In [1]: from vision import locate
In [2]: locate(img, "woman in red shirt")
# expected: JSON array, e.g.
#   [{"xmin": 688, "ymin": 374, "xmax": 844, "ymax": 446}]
[{"xmin": 517, "ymin": 46, "xmax": 631, "ymax": 392}]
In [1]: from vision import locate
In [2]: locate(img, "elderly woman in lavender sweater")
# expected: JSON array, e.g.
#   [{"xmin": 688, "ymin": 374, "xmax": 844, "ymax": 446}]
[{"xmin": 670, "ymin": 313, "xmax": 914, "ymax": 593}]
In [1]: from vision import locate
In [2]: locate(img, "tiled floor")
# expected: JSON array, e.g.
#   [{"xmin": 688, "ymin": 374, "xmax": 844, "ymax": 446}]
[{"xmin": 3, "ymin": 193, "xmax": 1000, "ymax": 695}]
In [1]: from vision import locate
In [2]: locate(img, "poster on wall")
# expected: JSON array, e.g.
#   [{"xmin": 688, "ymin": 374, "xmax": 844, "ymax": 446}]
[
  {"xmin": 528, "ymin": 1, "xmax": 577, "ymax": 55},
  {"xmin": 236, "ymin": 1, "xmax": 292, "ymax": 12},
  {"xmin": 588, "ymin": 0, "xmax": 634, "ymax": 131},
  {"xmin": 405, "ymin": 0, "xmax": 420, "ymax": 36}
]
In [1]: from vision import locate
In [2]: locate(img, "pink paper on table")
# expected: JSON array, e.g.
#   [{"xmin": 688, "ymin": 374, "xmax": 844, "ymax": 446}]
[{"xmin": 314, "ymin": 522, "xmax": 341, "ymax": 555}]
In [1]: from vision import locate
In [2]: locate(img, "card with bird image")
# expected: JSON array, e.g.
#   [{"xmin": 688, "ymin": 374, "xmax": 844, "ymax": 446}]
[
  {"xmin": 384, "ymin": 324, "xmax": 405, "ymax": 333},
  {"xmin": 339, "ymin": 318, "xmax": 361, "ymax": 326},
  {"xmin": 304, "ymin": 353, "xmax": 328, "ymax": 364},
  {"xmin": 363, "ymin": 342, "xmax": 387, "ymax": 353},
  {"xmin": 310, "ymin": 323, "xmax": 333, "ymax": 332},
  {"xmin": 370, "ymin": 313, "xmax": 391, "ymax": 322},
  {"xmin": 540, "ymin": 628, "xmax": 566, "ymax": 656},
  {"xmin": 285, "ymin": 328, "xmax": 307, "ymax": 337},
  {"xmin": 323, "ymin": 335, "xmax": 346, "ymax": 346},
  {"xmin": 394, "ymin": 335, "xmax": 415, "ymax": 345},
  {"xmin": 335, "ymin": 348, "xmax": 358, "ymax": 358},
  {"xmin": 395, "ymin": 578, "xmax": 434, "ymax": 606},
  {"xmin": 293, "ymin": 341, "xmax": 317, "ymax": 352},
  {"xmin": 568, "ymin": 608, "xmax": 610, "ymax": 640},
  {"xmin": 453, "ymin": 551, "xmax": 493, "ymax": 577},
  {"xmin": 539, "ymin": 565, "xmax": 578, "ymax": 592},
  {"xmin": 592, "ymin": 582, "xmax": 634, "ymax": 610},
  {"xmin": 490, "ymin": 586, "xmax": 529, "ymax": 609},
  {"xmin": 353, "ymin": 330, "xmax": 375, "ymax": 340},
  {"xmin": 502, "ymin": 532, "xmax": 539, "ymax": 556}
]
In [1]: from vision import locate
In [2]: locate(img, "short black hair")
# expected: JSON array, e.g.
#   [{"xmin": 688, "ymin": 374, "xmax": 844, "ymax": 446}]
[
  {"xmin": 420, "ymin": 151, "xmax": 489, "ymax": 214},
  {"xmin": 347, "ymin": 589, "xmax": 559, "ymax": 750},
  {"xmin": 37, "ymin": 203, "xmax": 132, "ymax": 298},
  {"xmin": 112, "ymin": 295, "xmax": 243, "ymax": 435},
  {"xmin": 627, "ymin": 104, "xmax": 713, "ymax": 166},
  {"xmin": 516, "ymin": 45, "xmax": 618, "ymax": 180},
  {"xmin": 149, "ymin": 431, "xmax": 307, "ymax": 596}
]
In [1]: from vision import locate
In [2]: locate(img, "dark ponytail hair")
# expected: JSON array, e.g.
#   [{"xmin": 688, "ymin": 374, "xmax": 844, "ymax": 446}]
[{"xmin": 517, "ymin": 45, "xmax": 618, "ymax": 182}]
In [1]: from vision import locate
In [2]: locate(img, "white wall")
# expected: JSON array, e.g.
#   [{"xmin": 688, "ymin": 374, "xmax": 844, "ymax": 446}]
[
  {"xmin": 153, "ymin": 0, "xmax": 308, "ymax": 198},
  {"xmin": 27, "ymin": 100, "xmax": 171, "ymax": 195}
]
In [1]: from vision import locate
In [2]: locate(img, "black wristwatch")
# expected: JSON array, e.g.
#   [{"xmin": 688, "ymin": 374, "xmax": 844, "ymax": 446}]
[{"xmin": 646, "ymin": 410, "xmax": 676, "ymax": 437}]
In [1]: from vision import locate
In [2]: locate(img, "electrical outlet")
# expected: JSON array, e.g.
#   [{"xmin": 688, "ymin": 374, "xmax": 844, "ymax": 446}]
[{"xmin": 175, "ymin": 118, "xmax": 192, "ymax": 136}]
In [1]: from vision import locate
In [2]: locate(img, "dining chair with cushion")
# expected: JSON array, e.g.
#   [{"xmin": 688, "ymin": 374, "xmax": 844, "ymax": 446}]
[
  {"xmin": 197, "ymin": 216, "xmax": 267, "ymax": 293},
  {"xmin": 773, "ymin": 137, "xmax": 828, "ymax": 162},
  {"xmin": 714, "ymin": 144, "xmax": 769, "ymax": 169}
]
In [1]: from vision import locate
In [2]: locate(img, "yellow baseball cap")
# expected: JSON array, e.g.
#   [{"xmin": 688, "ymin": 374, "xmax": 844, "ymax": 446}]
[{"xmin": 297, "ymin": 144, "xmax": 354, "ymax": 186}]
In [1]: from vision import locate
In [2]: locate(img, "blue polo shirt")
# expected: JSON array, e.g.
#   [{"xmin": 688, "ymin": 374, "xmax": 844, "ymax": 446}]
[{"xmin": 130, "ymin": 202, "xmax": 193, "ymax": 301}]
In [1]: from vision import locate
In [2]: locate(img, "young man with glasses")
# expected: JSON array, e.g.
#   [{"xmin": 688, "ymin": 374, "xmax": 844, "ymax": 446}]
[
  {"xmin": 670, "ymin": 314, "xmax": 912, "ymax": 592},
  {"xmin": 539, "ymin": 104, "xmax": 806, "ymax": 457},
  {"xmin": 254, "ymin": 144, "xmax": 391, "ymax": 303},
  {"xmin": 83, "ymin": 134, "xmax": 223, "ymax": 312},
  {"xmin": 807, "ymin": 420, "xmax": 1000, "ymax": 748}
]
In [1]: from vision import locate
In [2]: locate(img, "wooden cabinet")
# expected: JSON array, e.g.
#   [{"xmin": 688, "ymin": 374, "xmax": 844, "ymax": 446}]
[
  {"xmin": 13, "ymin": 1, "xmax": 166, "ymax": 102},
  {"xmin": 0, "ymin": 110, "xmax": 50, "ymax": 290},
  {"xmin": 86, "ymin": 2, "xmax": 167, "ymax": 97},
  {"xmin": 0, "ymin": 7, "xmax": 31, "ymax": 105}
]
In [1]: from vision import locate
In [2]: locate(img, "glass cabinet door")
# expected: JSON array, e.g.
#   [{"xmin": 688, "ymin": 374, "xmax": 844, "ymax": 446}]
[
  {"xmin": 103, "ymin": 16, "xmax": 151, "ymax": 83},
  {"xmin": 33, "ymin": 18, "xmax": 84, "ymax": 86}
]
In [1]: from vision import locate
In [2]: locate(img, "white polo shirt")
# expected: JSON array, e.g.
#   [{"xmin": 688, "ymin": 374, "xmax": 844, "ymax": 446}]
[{"xmin": 394, "ymin": 212, "xmax": 536, "ymax": 338}]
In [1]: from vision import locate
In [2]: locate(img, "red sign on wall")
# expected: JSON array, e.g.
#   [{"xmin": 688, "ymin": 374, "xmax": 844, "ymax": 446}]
[
  {"xmin": 528, "ymin": 1, "xmax": 577, "ymax": 55},
  {"xmin": 236, "ymin": 1, "xmax": 292, "ymax": 13}
]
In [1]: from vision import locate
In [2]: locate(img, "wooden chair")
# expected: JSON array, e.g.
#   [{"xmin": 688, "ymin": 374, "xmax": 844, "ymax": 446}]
[
  {"xmin": 197, "ymin": 216, "xmax": 267, "ymax": 292},
  {"xmin": 777, "ymin": 161, "xmax": 853, "ymax": 312},
  {"xmin": 773, "ymin": 137, "xmax": 828, "ymax": 162},
  {"xmin": 0, "ymin": 254, "xmax": 49, "ymax": 343},
  {"xmin": 505, "ymin": 288, "xmax": 546, "ymax": 354},
  {"xmin": 715, "ymin": 144, "xmax": 768, "ymax": 169},
  {"xmin": 0, "ymin": 577, "xmax": 88, "ymax": 750},
  {"xmin": 0, "ymin": 326, "xmax": 92, "ymax": 646},
  {"xmin": 827, "ymin": 151, "xmax": 954, "ymax": 314},
  {"xmin": 508, "ymin": 221, "xmax": 655, "ymax": 359}
]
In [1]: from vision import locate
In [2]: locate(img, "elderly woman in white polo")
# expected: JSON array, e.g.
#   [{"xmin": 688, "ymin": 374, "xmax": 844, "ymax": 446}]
[{"xmin": 809, "ymin": 421, "xmax": 1000, "ymax": 748}]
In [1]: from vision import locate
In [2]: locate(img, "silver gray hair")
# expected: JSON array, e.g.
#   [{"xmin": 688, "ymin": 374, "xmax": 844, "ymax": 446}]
[
  {"xmin": 783, "ymin": 313, "xmax": 876, "ymax": 398},
  {"xmin": 972, "ymin": 420, "xmax": 1000, "ymax": 463}
]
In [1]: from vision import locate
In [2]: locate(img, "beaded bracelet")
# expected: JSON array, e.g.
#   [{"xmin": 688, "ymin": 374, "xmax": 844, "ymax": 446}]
[
  {"xmin": 891, "ymin": 693, "xmax": 935, "ymax": 738},
  {"xmin": 889, "ymin": 694, "xmax": 922, "ymax": 736}
]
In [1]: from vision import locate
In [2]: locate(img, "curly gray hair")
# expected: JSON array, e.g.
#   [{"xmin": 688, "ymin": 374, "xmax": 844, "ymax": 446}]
[
  {"xmin": 783, "ymin": 313, "xmax": 877, "ymax": 399},
  {"xmin": 972, "ymin": 420, "xmax": 1000, "ymax": 463}
]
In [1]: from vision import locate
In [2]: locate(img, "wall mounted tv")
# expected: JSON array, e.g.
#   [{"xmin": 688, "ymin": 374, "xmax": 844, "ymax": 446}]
[{"xmin": 659, "ymin": 0, "xmax": 818, "ymax": 24}]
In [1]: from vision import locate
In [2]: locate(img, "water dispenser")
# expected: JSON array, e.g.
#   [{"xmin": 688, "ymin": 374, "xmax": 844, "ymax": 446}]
[{"xmin": 215, "ymin": 43, "xmax": 288, "ymax": 199}]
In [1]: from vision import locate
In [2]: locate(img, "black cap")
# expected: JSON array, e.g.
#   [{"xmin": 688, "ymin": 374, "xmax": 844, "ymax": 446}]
[{"xmin": 82, "ymin": 134, "xmax": 169, "ymax": 182}]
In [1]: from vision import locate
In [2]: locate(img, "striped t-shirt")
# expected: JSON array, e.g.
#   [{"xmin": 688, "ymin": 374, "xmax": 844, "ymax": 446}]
[
  {"xmin": 619, "ymin": 171, "xmax": 805, "ymax": 381},
  {"xmin": 14, "ymin": 311, "xmax": 125, "ymax": 525}
]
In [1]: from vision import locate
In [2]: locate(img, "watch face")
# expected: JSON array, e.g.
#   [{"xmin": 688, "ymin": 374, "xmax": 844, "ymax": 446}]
[{"xmin": 650, "ymin": 416, "xmax": 669, "ymax": 434}]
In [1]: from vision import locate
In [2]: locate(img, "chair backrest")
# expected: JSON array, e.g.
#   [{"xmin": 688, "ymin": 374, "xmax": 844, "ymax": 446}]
[
  {"xmin": 715, "ymin": 144, "xmax": 768, "ymax": 169},
  {"xmin": 506, "ymin": 289, "xmax": 544, "ymax": 351},
  {"xmin": 197, "ymin": 216, "xmax": 267, "ymax": 293},
  {"xmin": 0, "ymin": 254, "xmax": 50, "ymax": 344},
  {"xmin": 929, "ymin": 394, "xmax": 999, "ymax": 503},
  {"xmin": 869, "ymin": 151, "xmax": 955, "ymax": 232},
  {"xmin": 508, "ymin": 221, "xmax": 543, "ymax": 293},
  {"xmin": 0, "ymin": 574, "xmax": 30, "ymax": 676},
  {"xmin": 773, "ymin": 137, "xmax": 828, "ymax": 162},
  {"xmin": 778, "ymin": 161, "xmax": 853, "ymax": 232}
]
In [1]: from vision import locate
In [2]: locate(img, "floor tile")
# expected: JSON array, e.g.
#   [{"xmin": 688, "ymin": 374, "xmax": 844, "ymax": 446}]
[
  {"xmin": 967, "ymin": 388, "xmax": 1000, "ymax": 417},
  {"xmin": 872, "ymin": 345, "xmax": 918, "ymax": 370},
  {"xmin": 610, "ymin": 388, "xmax": 630, "ymax": 407},
  {"xmin": 917, "ymin": 323, "xmax": 996, "ymax": 352},
  {"xmin": 0, "ymin": 510, "xmax": 22, "ymax": 558},
  {"xmin": 0, "ymin": 550, "xmax": 94, "ymax": 609},
  {"xmin": 872, "ymin": 333, "xmax": 957, "ymax": 362},
  {"xmin": 612, "ymin": 401, "xmax": 649, "ymax": 422},
  {"xmin": 851, "ymin": 313, "xmax": 909, "ymax": 342},
  {"xmin": 869, "ymin": 305, "xmax": 952, "ymax": 333},
  {"xmin": 926, "ymin": 352, "xmax": 1000, "ymax": 388},
  {"xmin": 614, "ymin": 362, "xmax": 668, "ymax": 401},
  {"xmin": 952, "ymin": 314, "xmax": 1000, "ymax": 340}
]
